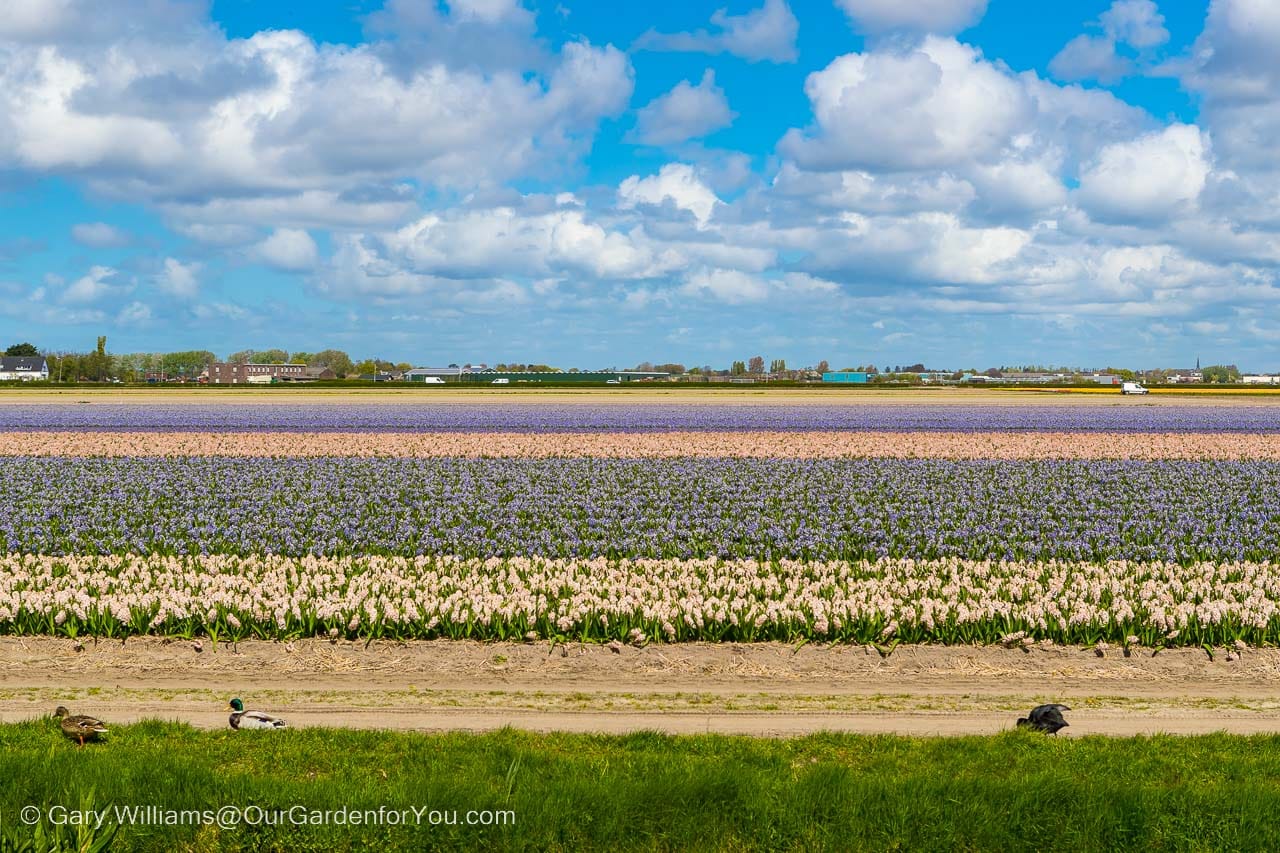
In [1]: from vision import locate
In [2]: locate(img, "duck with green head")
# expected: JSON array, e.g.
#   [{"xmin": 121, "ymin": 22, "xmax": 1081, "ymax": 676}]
[
  {"xmin": 54, "ymin": 706, "xmax": 108, "ymax": 746},
  {"xmin": 227, "ymin": 698, "xmax": 287, "ymax": 730}
]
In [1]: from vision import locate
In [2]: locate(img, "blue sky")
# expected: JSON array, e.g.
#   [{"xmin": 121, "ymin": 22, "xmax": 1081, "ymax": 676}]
[{"xmin": 1, "ymin": 0, "xmax": 1278, "ymax": 370}]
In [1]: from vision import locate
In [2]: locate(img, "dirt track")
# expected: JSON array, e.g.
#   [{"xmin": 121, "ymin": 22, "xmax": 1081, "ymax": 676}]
[{"xmin": 5, "ymin": 638, "xmax": 1280, "ymax": 737}]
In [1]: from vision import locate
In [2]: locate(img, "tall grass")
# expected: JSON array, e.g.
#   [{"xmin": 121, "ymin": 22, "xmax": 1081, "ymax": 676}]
[{"xmin": 2, "ymin": 722, "xmax": 1279, "ymax": 851}]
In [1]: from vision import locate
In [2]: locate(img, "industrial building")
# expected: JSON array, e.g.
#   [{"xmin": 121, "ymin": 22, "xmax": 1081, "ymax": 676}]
[
  {"xmin": 821, "ymin": 371, "xmax": 868, "ymax": 383},
  {"xmin": 406, "ymin": 368, "xmax": 668, "ymax": 384}
]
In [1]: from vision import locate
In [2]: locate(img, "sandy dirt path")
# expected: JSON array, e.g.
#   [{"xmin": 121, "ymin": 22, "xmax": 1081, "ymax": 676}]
[{"xmin": 5, "ymin": 638, "xmax": 1280, "ymax": 737}]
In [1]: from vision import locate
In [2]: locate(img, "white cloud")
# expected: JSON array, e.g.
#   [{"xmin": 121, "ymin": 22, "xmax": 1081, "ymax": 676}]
[
  {"xmin": 70, "ymin": 221, "xmax": 131, "ymax": 248},
  {"xmin": 1076, "ymin": 124, "xmax": 1210, "ymax": 222},
  {"xmin": 0, "ymin": 11, "xmax": 634, "ymax": 229},
  {"xmin": 1100, "ymin": 0, "xmax": 1169, "ymax": 49},
  {"xmin": 635, "ymin": 0, "xmax": 798, "ymax": 63},
  {"xmin": 618, "ymin": 164, "xmax": 721, "ymax": 227},
  {"xmin": 631, "ymin": 70, "xmax": 735, "ymax": 146},
  {"xmin": 157, "ymin": 257, "xmax": 200, "ymax": 299},
  {"xmin": 1049, "ymin": 35, "xmax": 1130, "ymax": 83},
  {"xmin": 780, "ymin": 39, "xmax": 1035, "ymax": 172},
  {"xmin": 833, "ymin": 0, "xmax": 988, "ymax": 34},
  {"xmin": 255, "ymin": 228, "xmax": 319, "ymax": 271},
  {"xmin": 1049, "ymin": 1, "xmax": 1168, "ymax": 83},
  {"xmin": 116, "ymin": 300, "xmax": 152, "ymax": 325},
  {"xmin": 681, "ymin": 268, "xmax": 770, "ymax": 304},
  {"xmin": 60, "ymin": 265, "xmax": 129, "ymax": 304}
]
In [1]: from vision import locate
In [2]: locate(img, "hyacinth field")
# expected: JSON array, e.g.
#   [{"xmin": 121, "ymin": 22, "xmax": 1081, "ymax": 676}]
[{"xmin": 6, "ymin": 399, "xmax": 1280, "ymax": 647}]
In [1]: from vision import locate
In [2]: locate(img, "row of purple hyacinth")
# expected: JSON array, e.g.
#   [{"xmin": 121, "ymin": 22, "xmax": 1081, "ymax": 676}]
[
  {"xmin": 5, "ymin": 403, "xmax": 1280, "ymax": 432},
  {"xmin": 5, "ymin": 456, "xmax": 1279, "ymax": 563}
]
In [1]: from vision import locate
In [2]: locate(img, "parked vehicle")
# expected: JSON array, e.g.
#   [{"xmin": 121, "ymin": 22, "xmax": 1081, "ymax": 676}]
[
  {"xmin": 421, "ymin": 377, "xmax": 445, "ymax": 384},
  {"xmin": 605, "ymin": 379, "xmax": 621, "ymax": 385},
  {"xmin": 492, "ymin": 378, "xmax": 510, "ymax": 385},
  {"xmin": 1121, "ymin": 381, "xmax": 1148, "ymax": 395}
]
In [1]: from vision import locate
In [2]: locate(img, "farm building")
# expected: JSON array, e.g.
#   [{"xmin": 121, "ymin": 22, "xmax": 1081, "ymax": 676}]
[
  {"xmin": 822, "ymin": 372, "xmax": 868, "ymax": 383},
  {"xmin": 207, "ymin": 363, "xmax": 336, "ymax": 384},
  {"xmin": 0, "ymin": 355, "xmax": 48, "ymax": 381},
  {"xmin": 406, "ymin": 367, "xmax": 668, "ymax": 384}
]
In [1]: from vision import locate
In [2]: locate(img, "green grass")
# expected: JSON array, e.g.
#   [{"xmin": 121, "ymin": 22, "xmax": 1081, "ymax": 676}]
[{"xmin": 2, "ymin": 722, "xmax": 1280, "ymax": 852}]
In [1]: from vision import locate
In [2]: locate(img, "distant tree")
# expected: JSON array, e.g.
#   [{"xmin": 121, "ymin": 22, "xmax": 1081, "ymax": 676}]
[
  {"xmin": 527, "ymin": 364, "xmax": 558, "ymax": 372},
  {"xmin": 654, "ymin": 363, "xmax": 685, "ymax": 375},
  {"xmin": 769, "ymin": 359, "xmax": 786, "ymax": 374},
  {"xmin": 162, "ymin": 350, "xmax": 216, "ymax": 379},
  {"xmin": 227, "ymin": 350, "xmax": 255, "ymax": 365},
  {"xmin": 1202, "ymin": 364, "xmax": 1241, "ymax": 383},
  {"xmin": 634, "ymin": 361, "xmax": 655, "ymax": 372},
  {"xmin": 748, "ymin": 356, "xmax": 765, "ymax": 374},
  {"xmin": 904, "ymin": 363, "xmax": 925, "ymax": 373},
  {"xmin": 353, "ymin": 359, "xmax": 377, "ymax": 376},
  {"xmin": 309, "ymin": 350, "xmax": 355, "ymax": 377},
  {"xmin": 256, "ymin": 349, "xmax": 289, "ymax": 364},
  {"xmin": 5, "ymin": 343, "xmax": 38, "ymax": 356},
  {"xmin": 731, "ymin": 360, "xmax": 746, "ymax": 376},
  {"xmin": 1104, "ymin": 366, "xmax": 1136, "ymax": 381},
  {"xmin": 291, "ymin": 351, "xmax": 314, "ymax": 366},
  {"xmin": 816, "ymin": 360, "xmax": 829, "ymax": 374}
]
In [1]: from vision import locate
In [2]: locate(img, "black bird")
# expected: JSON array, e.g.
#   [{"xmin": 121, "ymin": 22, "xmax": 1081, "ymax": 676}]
[{"xmin": 1016, "ymin": 704, "xmax": 1070, "ymax": 734}]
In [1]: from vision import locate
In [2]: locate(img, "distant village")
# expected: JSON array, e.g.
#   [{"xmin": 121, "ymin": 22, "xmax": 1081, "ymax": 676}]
[{"xmin": 1, "ymin": 341, "xmax": 1275, "ymax": 386}]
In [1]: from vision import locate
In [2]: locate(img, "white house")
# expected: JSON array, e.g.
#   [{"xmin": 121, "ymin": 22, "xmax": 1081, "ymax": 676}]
[
  {"xmin": 0, "ymin": 356, "xmax": 48, "ymax": 381},
  {"xmin": 1243, "ymin": 375, "xmax": 1280, "ymax": 385}
]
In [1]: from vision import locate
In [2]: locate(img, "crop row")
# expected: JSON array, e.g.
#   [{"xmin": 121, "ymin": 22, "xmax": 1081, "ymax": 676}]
[
  {"xmin": 6, "ymin": 403, "xmax": 1280, "ymax": 433},
  {"xmin": 6, "ymin": 430, "xmax": 1280, "ymax": 459},
  {"xmin": 2, "ymin": 553, "xmax": 1278, "ymax": 646},
  {"xmin": 4, "ymin": 457, "xmax": 1279, "ymax": 563}
]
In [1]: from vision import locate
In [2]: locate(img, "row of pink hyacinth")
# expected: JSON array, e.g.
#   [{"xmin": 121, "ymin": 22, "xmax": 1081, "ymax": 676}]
[
  {"xmin": 2, "ymin": 553, "xmax": 1278, "ymax": 646},
  {"xmin": 5, "ymin": 430, "xmax": 1280, "ymax": 459}
]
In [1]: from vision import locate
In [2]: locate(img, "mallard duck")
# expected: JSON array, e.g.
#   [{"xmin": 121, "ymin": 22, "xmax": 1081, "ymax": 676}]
[
  {"xmin": 228, "ymin": 698, "xmax": 287, "ymax": 730},
  {"xmin": 1016, "ymin": 703, "xmax": 1071, "ymax": 735},
  {"xmin": 54, "ymin": 706, "xmax": 108, "ymax": 746}
]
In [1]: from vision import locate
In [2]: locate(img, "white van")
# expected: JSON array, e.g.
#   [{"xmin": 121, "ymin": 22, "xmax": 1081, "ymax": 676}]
[
  {"xmin": 421, "ymin": 377, "xmax": 445, "ymax": 385},
  {"xmin": 1121, "ymin": 381, "xmax": 1148, "ymax": 395},
  {"xmin": 491, "ymin": 378, "xmax": 510, "ymax": 385}
]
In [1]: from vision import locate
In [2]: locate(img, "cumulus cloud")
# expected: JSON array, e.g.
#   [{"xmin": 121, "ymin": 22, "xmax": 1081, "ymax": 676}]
[
  {"xmin": 1050, "ymin": 0, "xmax": 1169, "ymax": 82},
  {"xmin": 681, "ymin": 268, "xmax": 770, "ymax": 304},
  {"xmin": 1100, "ymin": 0, "xmax": 1169, "ymax": 49},
  {"xmin": 255, "ymin": 228, "xmax": 319, "ymax": 272},
  {"xmin": 618, "ymin": 164, "xmax": 722, "ymax": 226},
  {"xmin": 60, "ymin": 265, "xmax": 129, "ymax": 304},
  {"xmin": 635, "ymin": 0, "xmax": 798, "ymax": 63},
  {"xmin": 780, "ymin": 39, "xmax": 1034, "ymax": 172},
  {"xmin": 116, "ymin": 300, "xmax": 153, "ymax": 325},
  {"xmin": 1049, "ymin": 35, "xmax": 1130, "ymax": 84},
  {"xmin": 833, "ymin": 0, "xmax": 988, "ymax": 35},
  {"xmin": 631, "ymin": 71, "xmax": 735, "ymax": 146},
  {"xmin": 157, "ymin": 257, "xmax": 200, "ymax": 299},
  {"xmin": 70, "ymin": 222, "xmax": 131, "ymax": 248},
  {"xmin": 0, "ymin": 5, "xmax": 634, "ymax": 230},
  {"xmin": 1076, "ymin": 124, "xmax": 1210, "ymax": 222}
]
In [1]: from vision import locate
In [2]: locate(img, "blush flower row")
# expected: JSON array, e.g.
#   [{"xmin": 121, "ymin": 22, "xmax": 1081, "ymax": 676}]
[
  {"xmin": 1, "ymin": 553, "xmax": 1275, "ymax": 647},
  {"xmin": 6, "ymin": 431, "xmax": 1280, "ymax": 459}
]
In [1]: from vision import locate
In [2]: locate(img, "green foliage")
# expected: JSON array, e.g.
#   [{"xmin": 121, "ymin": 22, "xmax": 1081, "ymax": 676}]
[
  {"xmin": 5, "ymin": 343, "xmax": 39, "ymax": 357},
  {"xmin": 1202, "ymin": 364, "xmax": 1242, "ymax": 384},
  {"xmin": 2, "ymin": 724, "xmax": 1280, "ymax": 851}
]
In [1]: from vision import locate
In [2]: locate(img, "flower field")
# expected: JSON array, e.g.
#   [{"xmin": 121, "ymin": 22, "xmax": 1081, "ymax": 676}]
[
  {"xmin": 5, "ymin": 401, "xmax": 1280, "ymax": 432},
  {"xmin": 6, "ymin": 399, "xmax": 1280, "ymax": 646},
  {"xmin": 2, "ymin": 553, "xmax": 1278, "ymax": 647}
]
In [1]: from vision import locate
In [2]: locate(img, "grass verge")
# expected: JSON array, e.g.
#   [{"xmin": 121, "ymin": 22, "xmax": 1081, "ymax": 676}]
[{"xmin": 2, "ymin": 721, "xmax": 1279, "ymax": 851}]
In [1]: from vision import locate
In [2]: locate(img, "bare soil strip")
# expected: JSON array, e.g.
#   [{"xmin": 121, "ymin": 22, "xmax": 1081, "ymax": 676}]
[
  {"xmin": 9, "ymin": 430, "xmax": 1280, "ymax": 459},
  {"xmin": 5, "ymin": 638, "xmax": 1280, "ymax": 737}
]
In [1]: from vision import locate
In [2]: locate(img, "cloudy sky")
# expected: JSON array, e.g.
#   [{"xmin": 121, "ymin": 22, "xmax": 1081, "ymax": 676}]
[{"xmin": 1, "ymin": 0, "xmax": 1276, "ymax": 369}]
